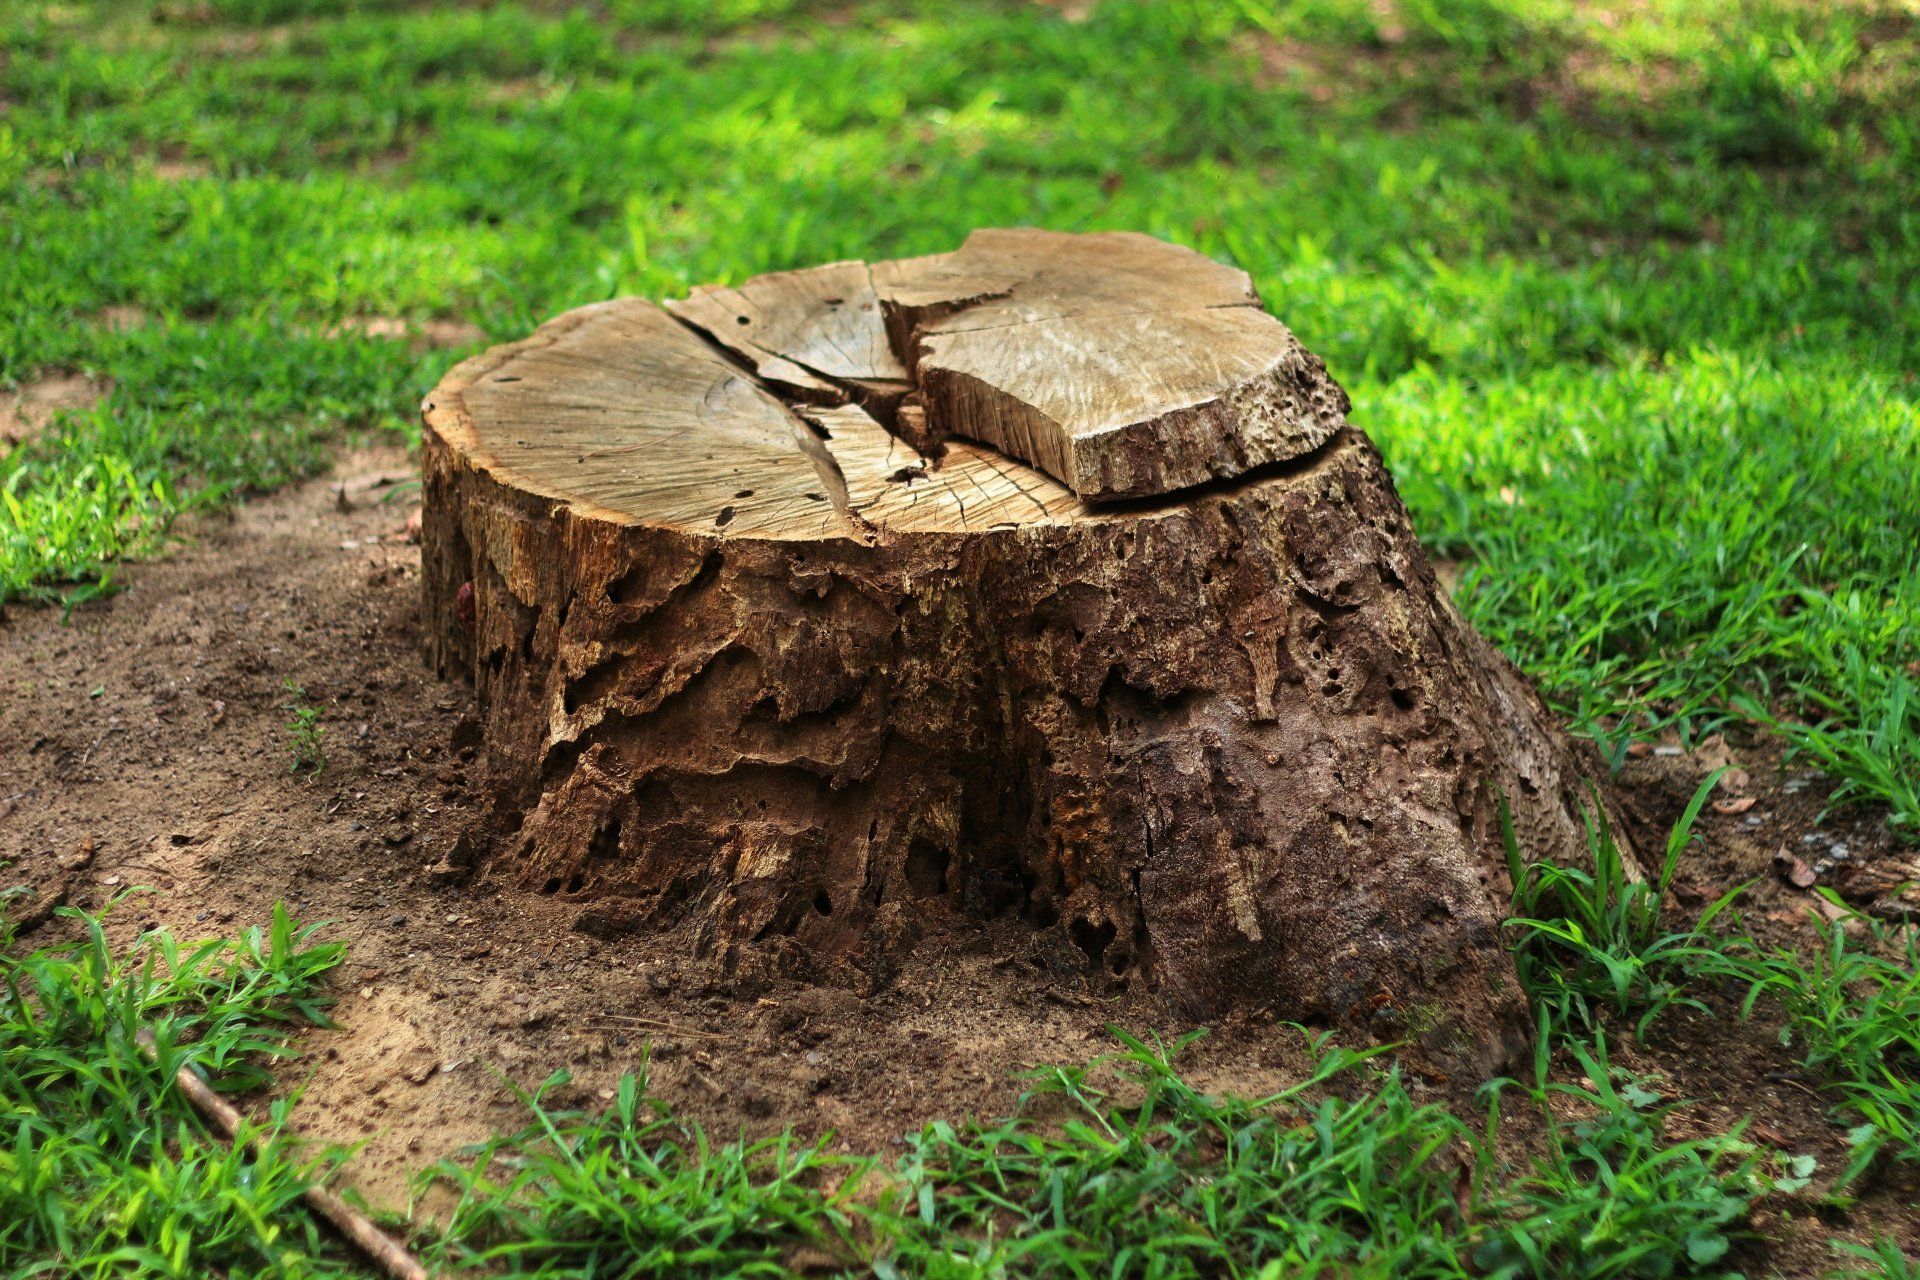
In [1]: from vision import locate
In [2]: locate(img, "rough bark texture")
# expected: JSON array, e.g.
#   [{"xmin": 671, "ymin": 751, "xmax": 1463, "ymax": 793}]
[{"xmin": 421, "ymin": 231, "xmax": 1632, "ymax": 1076}]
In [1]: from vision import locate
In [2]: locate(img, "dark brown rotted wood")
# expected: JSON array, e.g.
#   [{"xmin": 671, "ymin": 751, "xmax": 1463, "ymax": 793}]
[{"xmin": 420, "ymin": 230, "xmax": 1632, "ymax": 1077}]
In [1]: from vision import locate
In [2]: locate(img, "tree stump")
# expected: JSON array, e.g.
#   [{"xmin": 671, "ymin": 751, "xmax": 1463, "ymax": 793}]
[{"xmin": 420, "ymin": 230, "xmax": 1629, "ymax": 1074}]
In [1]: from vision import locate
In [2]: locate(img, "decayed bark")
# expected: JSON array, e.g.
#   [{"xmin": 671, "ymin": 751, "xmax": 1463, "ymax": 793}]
[{"xmin": 421, "ymin": 233, "xmax": 1631, "ymax": 1075}]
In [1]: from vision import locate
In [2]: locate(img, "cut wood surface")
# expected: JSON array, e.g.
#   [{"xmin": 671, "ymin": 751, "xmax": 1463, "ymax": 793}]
[
  {"xmin": 421, "ymin": 230, "xmax": 1633, "ymax": 1075},
  {"xmin": 877, "ymin": 229, "xmax": 1347, "ymax": 500},
  {"xmin": 675, "ymin": 229, "xmax": 1349, "ymax": 501},
  {"xmin": 667, "ymin": 258, "xmax": 909, "ymax": 413}
]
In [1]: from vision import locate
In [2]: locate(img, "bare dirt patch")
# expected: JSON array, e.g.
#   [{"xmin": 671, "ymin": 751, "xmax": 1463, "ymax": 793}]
[
  {"xmin": 1, "ymin": 371, "xmax": 111, "ymax": 448},
  {"xmin": 330, "ymin": 316, "xmax": 487, "ymax": 351},
  {"xmin": 479, "ymin": 77, "xmax": 557, "ymax": 105},
  {"xmin": 151, "ymin": 157, "xmax": 212, "ymax": 183},
  {"xmin": 93, "ymin": 305, "xmax": 152, "ymax": 333},
  {"xmin": 1, "ymin": 451, "xmax": 1914, "ymax": 1258}
]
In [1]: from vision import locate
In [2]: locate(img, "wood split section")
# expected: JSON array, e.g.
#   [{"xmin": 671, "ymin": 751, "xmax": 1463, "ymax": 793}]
[{"xmin": 669, "ymin": 228, "xmax": 1350, "ymax": 502}]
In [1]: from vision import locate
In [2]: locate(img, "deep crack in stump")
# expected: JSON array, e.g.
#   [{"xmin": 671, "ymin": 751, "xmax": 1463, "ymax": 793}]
[{"xmin": 421, "ymin": 229, "xmax": 1631, "ymax": 1075}]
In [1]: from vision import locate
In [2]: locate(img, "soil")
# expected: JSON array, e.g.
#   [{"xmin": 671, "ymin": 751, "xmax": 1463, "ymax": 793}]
[
  {"xmin": 2, "ymin": 447, "xmax": 1915, "ymax": 1271},
  {"xmin": 1, "ymin": 371, "xmax": 111, "ymax": 448}
]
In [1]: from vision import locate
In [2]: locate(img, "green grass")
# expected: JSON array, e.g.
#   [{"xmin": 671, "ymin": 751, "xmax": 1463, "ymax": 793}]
[
  {"xmin": 1502, "ymin": 773, "xmax": 1919, "ymax": 1189},
  {"xmin": 423, "ymin": 1025, "xmax": 1788, "ymax": 1280},
  {"xmin": 1475, "ymin": 1036, "xmax": 1797, "ymax": 1280},
  {"xmin": 280, "ymin": 677, "xmax": 327, "ymax": 776},
  {"xmin": 1832, "ymin": 1236, "xmax": 1920, "ymax": 1280},
  {"xmin": 0, "ymin": 901, "xmax": 356, "ymax": 1276},
  {"xmin": 422, "ymin": 1068, "xmax": 864, "ymax": 1278},
  {"xmin": 879, "ymin": 1029, "xmax": 1475, "ymax": 1279},
  {"xmin": 2, "ymin": 0, "xmax": 1917, "ymax": 828},
  {"xmin": 3, "ymin": 898, "xmax": 1915, "ymax": 1278},
  {"xmin": 1505, "ymin": 788, "xmax": 1920, "ymax": 1188},
  {"xmin": 1502, "ymin": 772, "xmax": 1742, "ymax": 1040},
  {"xmin": 419, "ymin": 1020, "xmax": 1848, "ymax": 1280},
  {"xmin": 1727, "ymin": 898, "xmax": 1920, "ymax": 1185}
]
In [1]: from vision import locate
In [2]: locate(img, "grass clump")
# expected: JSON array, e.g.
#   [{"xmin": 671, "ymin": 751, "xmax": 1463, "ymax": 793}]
[
  {"xmin": 1831, "ymin": 1236, "xmax": 1920, "ymax": 1280},
  {"xmin": 1727, "ymin": 901, "xmax": 1920, "ymax": 1186},
  {"xmin": 1502, "ymin": 774, "xmax": 1920, "ymax": 1189},
  {"xmin": 1477, "ymin": 1037, "xmax": 1793, "ymax": 1280},
  {"xmin": 882, "ymin": 1028, "xmax": 1474, "ymax": 1279},
  {"xmin": 423, "ymin": 1025, "xmax": 1791, "ymax": 1280},
  {"xmin": 1502, "ymin": 773, "xmax": 1740, "ymax": 1039},
  {"xmin": 0, "ymin": 902, "xmax": 352, "ymax": 1277},
  {"xmin": 281, "ymin": 678, "xmax": 327, "ymax": 776},
  {"xmin": 421, "ymin": 1067, "xmax": 864, "ymax": 1279},
  {"xmin": 0, "ymin": 441, "xmax": 185, "ymax": 609}
]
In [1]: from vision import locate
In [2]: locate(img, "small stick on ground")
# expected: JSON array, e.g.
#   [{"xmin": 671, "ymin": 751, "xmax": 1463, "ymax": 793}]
[{"xmin": 135, "ymin": 1031, "xmax": 431, "ymax": 1280}]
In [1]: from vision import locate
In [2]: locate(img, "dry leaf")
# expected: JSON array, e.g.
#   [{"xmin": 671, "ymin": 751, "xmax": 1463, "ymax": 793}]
[
  {"xmin": 1692, "ymin": 733, "xmax": 1737, "ymax": 771},
  {"xmin": 1772, "ymin": 850, "xmax": 1817, "ymax": 890},
  {"xmin": 1713, "ymin": 796, "xmax": 1757, "ymax": 815}
]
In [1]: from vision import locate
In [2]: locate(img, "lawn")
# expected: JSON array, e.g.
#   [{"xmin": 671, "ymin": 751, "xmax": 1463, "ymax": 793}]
[{"xmin": 3, "ymin": 0, "xmax": 1919, "ymax": 1275}]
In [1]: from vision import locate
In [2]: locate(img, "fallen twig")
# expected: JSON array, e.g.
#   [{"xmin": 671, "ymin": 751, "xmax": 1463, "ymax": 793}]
[{"xmin": 135, "ymin": 1031, "xmax": 431, "ymax": 1280}]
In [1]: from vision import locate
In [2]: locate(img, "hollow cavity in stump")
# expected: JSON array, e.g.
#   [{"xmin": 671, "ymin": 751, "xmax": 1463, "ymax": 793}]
[{"xmin": 421, "ymin": 228, "xmax": 1631, "ymax": 1075}]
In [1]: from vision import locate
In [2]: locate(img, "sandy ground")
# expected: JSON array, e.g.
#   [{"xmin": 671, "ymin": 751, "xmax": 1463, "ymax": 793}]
[
  {"xmin": 1, "ymin": 370, "xmax": 110, "ymax": 448},
  {"xmin": 2, "ymin": 448, "xmax": 1915, "ymax": 1268}
]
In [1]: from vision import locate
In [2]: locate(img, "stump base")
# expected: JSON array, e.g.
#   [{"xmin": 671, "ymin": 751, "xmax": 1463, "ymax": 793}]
[{"xmin": 421, "ymin": 234, "xmax": 1630, "ymax": 1075}]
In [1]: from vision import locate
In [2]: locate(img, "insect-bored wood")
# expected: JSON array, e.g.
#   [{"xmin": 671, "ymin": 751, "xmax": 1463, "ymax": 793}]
[{"xmin": 421, "ymin": 231, "xmax": 1633, "ymax": 1075}]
